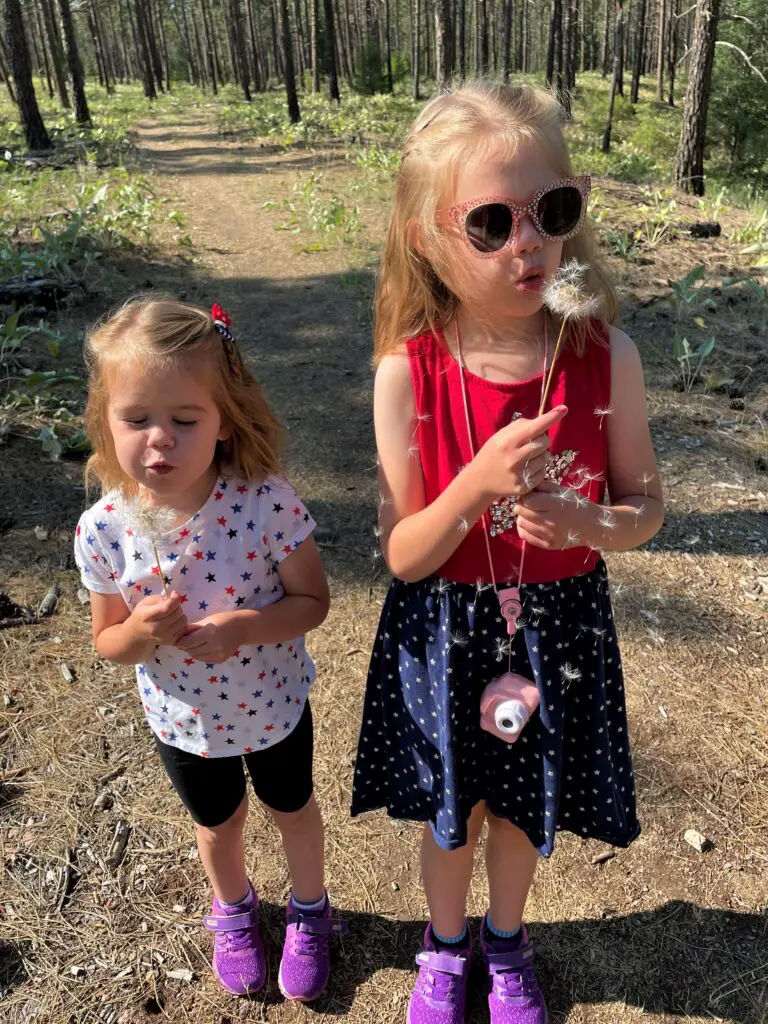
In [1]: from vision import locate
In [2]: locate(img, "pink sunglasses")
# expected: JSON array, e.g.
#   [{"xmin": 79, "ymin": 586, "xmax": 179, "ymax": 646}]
[{"xmin": 436, "ymin": 176, "xmax": 591, "ymax": 258}]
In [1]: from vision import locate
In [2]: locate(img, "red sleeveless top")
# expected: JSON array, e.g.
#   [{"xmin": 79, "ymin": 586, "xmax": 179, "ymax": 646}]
[{"xmin": 406, "ymin": 323, "xmax": 612, "ymax": 585}]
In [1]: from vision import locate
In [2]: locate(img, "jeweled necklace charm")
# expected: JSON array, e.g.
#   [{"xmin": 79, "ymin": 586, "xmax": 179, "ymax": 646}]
[{"xmin": 497, "ymin": 585, "xmax": 522, "ymax": 636}]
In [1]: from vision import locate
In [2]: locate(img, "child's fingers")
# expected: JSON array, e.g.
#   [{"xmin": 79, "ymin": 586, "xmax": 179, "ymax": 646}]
[{"xmin": 513, "ymin": 405, "xmax": 568, "ymax": 443}]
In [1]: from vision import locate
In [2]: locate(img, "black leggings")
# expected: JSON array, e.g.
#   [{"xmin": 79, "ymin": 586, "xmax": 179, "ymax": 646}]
[{"xmin": 153, "ymin": 700, "xmax": 314, "ymax": 827}]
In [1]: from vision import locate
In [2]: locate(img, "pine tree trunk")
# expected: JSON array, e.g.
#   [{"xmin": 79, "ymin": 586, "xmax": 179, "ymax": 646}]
[
  {"xmin": 630, "ymin": 0, "xmax": 645, "ymax": 102},
  {"xmin": 601, "ymin": 0, "xmax": 623, "ymax": 151},
  {"xmin": 276, "ymin": 0, "xmax": 300, "ymax": 120},
  {"xmin": 674, "ymin": 0, "xmax": 720, "ymax": 194},
  {"xmin": 475, "ymin": 0, "xmax": 487, "ymax": 74},
  {"xmin": 501, "ymin": 0, "xmax": 511, "ymax": 82},
  {"xmin": 546, "ymin": 0, "xmax": 559, "ymax": 84},
  {"xmin": 667, "ymin": 0, "xmax": 678, "ymax": 105},
  {"xmin": 292, "ymin": 0, "xmax": 306, "ymax": 77},
  {"xmin": 616, "ymin": 0, "xmax": 623, "ymax": 94},
  {"xmin": 435, "ymin": 0, "xmax": 452, "ymax": 88},
  {"xmin": 323, "ymin": 0, "xmax": 340, "ymax": 99},
  {"xmin": 384, "ymin": 0, "xmax": 393, "ymax": 91},
  {"xmin": 229, "ymin": 0, "xmax": 251, "ymax": 98},
  {"xmin": 458, "ymin": 0, "xmax": 465, "ymax": 77},
  {"xmin": 40, "ymin": 0, "xmax": 68, "ymax": 105},
  {"xmin": 600, "ymin": 0, "xmax": 610, "ymax": 75},
  {"xmin": 656, "ymin": 0, "xmax": 666, "ymax": 100},
  {"xmin": 58, "ymin": 0, "xmax": 91, "ymax": 121},
  {"xmin": 0, "ymin": 30, "xmax": 17, "ymax": 103},
  {"xmin": 4, "ymin": 0, "xmax": 51, "ymax": 149},
  {"xmin": 310, "ymin": 0, "xmax": 319, "ymax": 89},
  {"xmin": 411, "ymin": 0, "xmax": 420, "ymax": 99},
  {"xmin": 200, "ymin": 0, "xmax": 218, "ymax": 92}
]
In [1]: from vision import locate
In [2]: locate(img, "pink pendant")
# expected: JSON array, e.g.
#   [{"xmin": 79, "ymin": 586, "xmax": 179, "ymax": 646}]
[{"xmin": 497, "ymin": 586, "xmax": 522, "ymax": 636}]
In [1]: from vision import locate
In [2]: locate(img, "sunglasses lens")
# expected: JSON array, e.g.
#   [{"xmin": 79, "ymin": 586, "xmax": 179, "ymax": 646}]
[
  {"xmin": 465, "ymin": 203, "xmax": 513, "ymax": 253},
  {"xmin": 537, "ymin": 186, "xmax": 583, "ymax": 237}
]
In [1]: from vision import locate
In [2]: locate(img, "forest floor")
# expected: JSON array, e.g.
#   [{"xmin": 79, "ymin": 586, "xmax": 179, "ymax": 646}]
[{"xmin": 1, "ymin": 96, "xmax": 767, "ymax": 1024}]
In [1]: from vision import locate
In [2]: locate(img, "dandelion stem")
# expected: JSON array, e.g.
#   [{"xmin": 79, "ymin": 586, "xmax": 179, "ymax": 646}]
[
  {"xmin": 152, "ymin": 542, "xmax": 170, "ymax": 597},
  {"xmin": 539, "ymin": 318, "xmax": 568, "ymax": 415}
]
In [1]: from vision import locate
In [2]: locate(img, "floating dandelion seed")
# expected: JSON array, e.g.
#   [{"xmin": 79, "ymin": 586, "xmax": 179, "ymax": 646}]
[
  {"xmin": 522, "ymin": 467, "xmax": 536, "ymax": 490},
  {"xmin": 560, "ymin": 663, "xmax": 582, "ymax": 683},
  {"xmin": 594, "ymin": 404, "xmax": 614, "ymax": 429},
  {"xmin": 371, "ymin": 547, "xmax": 383, "ymax": 562},
  {"xmin": 449, "ymin": 630, "xmax": 469, "ymax": 648},
  {"xmin": 416, "ymin": 412, "xmax": 432, "ymax": 423},
  {"xmin": 583, "ymin": 543, "xmax": 602, "ymax": 565},
  {"xmin": 457, "ymin": 516, "xmax": 469, "ymax": 534},
  {"xmin": 378, "ymin": 492, "xmax": 393, "ymax": 509},
  {"xmin": 647, "ymin": 627, "xmax": 666, "ymax": 647},
  {"xmin": 122, "ymin": 499, "xmax": 177, "ymax": 597},
  {"xmin": 566, "ymin": 530, "xmax": 582, "ymax": 547},
  {"xmin": 639, "ymin": 471, "xmax": 656, "ymax": 496},
  {"xmin": 435, "ymin": 578, "xmax": 451, "ymax": 596},
  {"xmin": 495, "ymin": 637, "xmax": 512, "ymax": 662},
  {"xmin": 591, "ymin": 626, "xmax": 607, "ymax": 638},
  {"xmin": 651, "ymin": 588, "xmax": 665, "ymax": 604},
  {"xmin": 598, "ymin": 508, "xmax": 617, "ymax": 531},
  {"xmin": 572, "ymin": 492, "xmax": 589, "ymax": 509},
  {"xmin": 632, "ymin": 504, "xmax": 646, "ymax": 526},
  {"xmin": 408, "ymin": 444, "xmax": 420, "ymax": 459},
  {"xmin": 612, "ymin": 582, "xmax": 626, "ymax": 598},
  {"xmin": 373, "ymin": 524, "xmax": 384, "ymax": 538}
]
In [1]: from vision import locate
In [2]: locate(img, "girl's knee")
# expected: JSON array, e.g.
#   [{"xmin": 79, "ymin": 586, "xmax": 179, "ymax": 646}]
[
  {"xmin": 466, "ymin": 801, "xmax": 487, "ymax": 844},
  {"xmin": 268, "ymin": 793, "xmax": 318, "ymax": 834},
  {"xmin": 197, "ymin": 795, "xmax": 248, "ymax": 844}
]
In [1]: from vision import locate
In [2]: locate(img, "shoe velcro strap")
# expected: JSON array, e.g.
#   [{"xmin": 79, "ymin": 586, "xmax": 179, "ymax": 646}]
[
  {"xmin": 487, "ymin": 945, "xmax": 535, "ymax": 972},
  {"xmin": 415, "ymin": 950, "xmax": 469, "ymax": 976},
  {"xmin": 291, "ymin": 914, "xmax": 348, "ymax": 935},
  {"xmin": 203, "ymin": 907, "xmax": 258, "ymax": 932}
]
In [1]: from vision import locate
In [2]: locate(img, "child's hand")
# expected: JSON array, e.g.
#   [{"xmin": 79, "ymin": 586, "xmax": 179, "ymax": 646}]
[
  {"xmin": 129, "ymin": 592, "xmax": 189, "ymax": 647},
  {"xmin": 176, "ymin": 613, "xmax": 242, "ymax": 664},
  {"xmin": 471, "ymin": 406, "xmax": 568, "ymax": 500},
  {"xmin": 513, "ymin": 480, "xmax": 597, "ymax": 549}
]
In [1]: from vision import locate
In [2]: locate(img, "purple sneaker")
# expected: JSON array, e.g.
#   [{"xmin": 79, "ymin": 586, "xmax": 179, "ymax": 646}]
[
  {"xmin": 278, "ymin": 893, "xmax": 347, "ymax": 1002},
  {"xmin": 480, "ymin": 916, "xmax": 548, "ymax": 1024},
  {"xmin": 407, "ymin": 924, "xmax": 471, "ymax": 1024},
  {"xmin": 203, "ymin": 885, "xmax": 265, "ymax": 996}
]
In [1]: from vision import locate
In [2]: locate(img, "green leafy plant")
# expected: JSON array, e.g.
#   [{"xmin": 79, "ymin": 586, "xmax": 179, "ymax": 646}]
[{"xmin": 636, "ymin": 189, "xmax": 678, "ymax": 248}]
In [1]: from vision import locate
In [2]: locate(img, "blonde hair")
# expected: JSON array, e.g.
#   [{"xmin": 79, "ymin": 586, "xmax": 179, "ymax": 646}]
[
  {"xmin": 84, "ymin": 295, "xmax": 283, "ymax": 496},
  {"xmin": 374, "ymin": 82, "xmax": 618, "ymax": 363}
]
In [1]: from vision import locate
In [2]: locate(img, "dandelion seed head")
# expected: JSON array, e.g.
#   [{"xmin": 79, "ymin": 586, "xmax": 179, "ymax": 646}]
[
  {"xmin": 122, "ymin": 499, "xmax": 177, "ymax": 542},
  {"xmin": 598, "ymin": 508, "xmax": 617, "ymax": 530},
  {"xmin": 594, "ymin": 404, "xmax": 615, "ymax": 419},
  {"xmin": 435, "ymin": 578, "xmax": 451, "ymax": 596},
  {"xmin": 543, "ymin": 259, "xmax": 603, "ymax": 320},
  {"xmin": 449, "ymin": 630, "xmax": 468, "ymax": 648},
  {"xmin": 560, "ymin": 663, "xmax": 582, "ymax": 683},
  {"xmin": 456, "ymin": 516, "xmax": 469, "ymax": 534},
  {"xmin": 566, "ymin": 530, "xmax": 581, "ymax": 547},
  {"xmin": 495, "ymin": 637, "xmax": 512, "ymax": 662}
]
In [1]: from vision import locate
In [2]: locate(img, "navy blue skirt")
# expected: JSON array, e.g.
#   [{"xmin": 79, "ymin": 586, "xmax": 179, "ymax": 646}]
[{"xmin": 351, "ymin": 561, "xmax": 639, "ymax": 855}]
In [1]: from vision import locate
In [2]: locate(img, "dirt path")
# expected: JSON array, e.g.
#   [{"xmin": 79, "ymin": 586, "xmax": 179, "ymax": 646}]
[{"xmin": 1, "ymin": 111, "xmax": 765, "ymax": 1024}]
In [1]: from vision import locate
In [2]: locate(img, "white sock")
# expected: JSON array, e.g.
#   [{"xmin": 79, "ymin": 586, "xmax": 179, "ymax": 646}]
[
  {"xmin": 291, "ymin": 892, "xmax": 327, "ymax": 912},
  {"xmin": 220, "ymin": 886, "xmax": 254, "ymax": 909}
]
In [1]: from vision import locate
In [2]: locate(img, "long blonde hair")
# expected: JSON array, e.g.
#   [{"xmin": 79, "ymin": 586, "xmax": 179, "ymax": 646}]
[
  {"xmin": 374, "ymin": 82, "xmax": 618, "ymax": 363},
  {"xmin": 84, "ymin": 295, "xmax": 283, "ymax": 496}
]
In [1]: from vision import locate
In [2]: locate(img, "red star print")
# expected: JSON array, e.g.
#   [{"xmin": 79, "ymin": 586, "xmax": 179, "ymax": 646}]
[
  {"xmin": 178, "ymin": 594, "xmax": 188, "ymax": 604},
  {"xmin": 208, "ymin": 675, "xmax": 218, "ymax": 684},
  {"xmin": 151, "ymin": 565, "xmax": 161, "ymax": 576},
  {"xmin": 170, "ymin": 673, "xmax": 177, "ymax": 680},
  {"xmin": 293, "ymin": 506, "xmax": 301, "ymax": 516},
  {"xmin": 243, "ymin": 745, "xmax": 253, "ymax": 753},
  {"xmin": 217, "ymin": 516, "xmax": 227, "ymax": 527},
  {"xmin": 262, "ymin": 534, "xmax": 268, "ymax": 546},
  {"xmin": 214, "ymin": 491, "xmax": 223, "ymax": 501},
  {"xmin": 282, "ymin": 544, "xmax": 292, "ymax": 555},
  {"xmin": 237, "ymin": 702, "xmax": 247, "ymax": 709},
  {"xmin": 225, "ymin": 586, "xmax": 235, "ymax": 596},
  {"xmin": 201, "ymin": 752, "xmax": 209, "ymax": 758},
  {"xmin": 175, "ymin": 720, "xmax": 184, "ymax": 728},
  {"xmin": 144, "ymin": 704, "xmax": 150, "ymax": 711},
  {"xmin": 184, "ymin": 658, "xmax": 195, "ymax": 666},
  {"xmin": 237, "ymin": 485, "xmax": 248, "ymax": 494},
  {"xmin": 179, "ymin": 528, "xmax": 190, "ymax": 538},
  {"xmin": 160, "ymin": 730, "xmax": 167, "ymax": 738},
  {"xmin": 126, "ymin": 528, "xmax": 133, "ymax": 537},
  {"xmin": 76, "ymin": 525, "xmax": 81, "ymax": 536},
  {"xmin": 192, "ymin": 708, "xmax": 201, "ymax": 715},
  {"xmin": 215, "ymin": 724, "xmax": 224, "ymax": 731},
  {"xmin": 134, "ymin": 585, "xmax": 142, "ymax": 592},
  {"xmin": 194, "ymin": 551, "xmax": 204, "ymax": 560},
  {"xmin": 233, "ymin": 650, "xmax": 241, "ymax": 658},
  {"xmin": 91, "ymin": 553, "xmax": 100, "ymax": 563},
  {"xmin": 104, "ymin": 504, "xmax": 115, "ymax": 513},
  {"xmin": 258, "ymin": 671, "xmax": 266, "ymax": 680},
  {"xmin": 295, "ymin": 697, "xmax": 301, "ymax": 705},
  {"xmin": 275, "ymin": 681, "xmax": 283, "ymax": 690},
  {"xmin": 246, "ymin": 550, "xmax": 257, "ymax": 561},
  {"xmin": 264, "ymin": 724, "xmax": 275, "ymax": 732}
]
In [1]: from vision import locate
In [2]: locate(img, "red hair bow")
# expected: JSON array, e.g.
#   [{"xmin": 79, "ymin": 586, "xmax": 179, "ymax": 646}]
[{"xmin": 211, "ymin": 303, "xmax": 231, "ymax": 327}]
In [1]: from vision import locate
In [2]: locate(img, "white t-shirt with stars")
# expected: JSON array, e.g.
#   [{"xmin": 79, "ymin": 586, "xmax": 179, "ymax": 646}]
[{"xmin": 74, "ymin": 475, "xmax": 316, "ymax": 758}]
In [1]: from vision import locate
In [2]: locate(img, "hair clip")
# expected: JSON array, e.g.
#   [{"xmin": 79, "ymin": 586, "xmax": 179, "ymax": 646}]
[{"xmin": 211, "ymin": 303, "xmax": 234, "ymax": 341}]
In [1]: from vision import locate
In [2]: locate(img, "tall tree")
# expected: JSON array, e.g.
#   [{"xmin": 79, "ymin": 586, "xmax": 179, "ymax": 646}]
[
  {"xmin": 656, "ymin": 0, "xmax": 666, "ymax": 99},
  {"xmin": 667, "ymin": 0, "xmax": 679, "ymax": 105},
  {"xmin": 434, "ymin": 0, "xmax": 452, "ymax": 87},
  {"xmin": 630, "ymin": 0, "xmax": 646, "ymax": 102},
  {"xmin": 58, "ymin": 0, "xmax": 91, "ymax": 123},
  {"xmin": 229, "ymin": 0, "xmax": 251, "ymax": 99},
  {"xmin": 0, "ymin": 29, "xmax": 17, "ymax": 103},
  {"xmin": 4, "ymin": 0, "xmax": 51, "ymax": 149},
  {"xmin": 323, "ymin": 0, "xmax": 341, "ymax": 100},
  {"xmin": 501, "ymin": 0, "xmax": 512, "ymax": 83},
  {"xmin": 411, "ymin": 0, "xmax": 420, "ymax": 99},
  {"xmin": 40, "ymin": 0, "xmax": 70, "ymax": 107},
  {"xmin": 675, "ymin": 0, "xmax": 721, "ymax": 194},
  {"xmin": 276, "ymin": 0, "xmax": 300, "ymax": 121},
  {"xmin": 601, "ymin": 0, "xmax": 623, "ymax": 151},
  {"xmin": 310, "ymin": 0, "xmax": 320, "ymax": 89}
]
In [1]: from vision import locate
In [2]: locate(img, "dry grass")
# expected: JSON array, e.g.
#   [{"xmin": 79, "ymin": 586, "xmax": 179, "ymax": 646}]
[{"xmin": 1, "ymin": 115, "xmax": 767, "ymax": 1024}]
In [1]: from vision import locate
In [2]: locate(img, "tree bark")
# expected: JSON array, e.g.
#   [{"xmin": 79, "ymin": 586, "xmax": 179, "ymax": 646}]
[
  {"xmin": 229, "ymin": 0, "xmax": 252, "ymax": 98},
  {"xmin": 33, "ymin": 1, "xmax": 54, "ymax": 99},
  {"xmin": 411, "ymin": 0, "xmax": 420, "ymax": 99},
  {"xmin": 0, "ymin": 29, "xmax": 17, "ymax": 103},
  {"xmin": 667, "ymin": 0, "xmax": 678, "ymax": 105},
  {"xmin": 323, "ymin": 0, "xmax": 340, "ymax": 99},
  {"xmin": 276, "ymin": 0, "xmax": 300, "ymax": 121},
  {"xmin": 4, "ymin": 0, "xmax": 51, "ymax": 149},
  {"xmin": 601, "ymin": 0, "xmax": 623, "ymax": 151},
  {"xmin": 58, "ymin": 0, "xmax": 91, "ymax": 122},
  {"xmin": 674, "ymin": 0, "xmax": 720, "ymax": 194},
  {"xmin": 600, "ymin": 0, "xmax": 610, "ymax": 75},
  {"xmin": 501, "ymin": 0, "xmax": 512, "ymax": 82},
  {"xmin": 630, "ymin": 0, "xmax": 645, "ymax": 102},
  {"xmin": 435, "ymin": 0, "xmax": 452, "ymax": 88},
  {"xmin": 656, "ymin": 0, "xmax": 666, "ymax": 100},
  {"xmin": 310, "ymin": 0, "xmax": 320, "ymax": 89}
]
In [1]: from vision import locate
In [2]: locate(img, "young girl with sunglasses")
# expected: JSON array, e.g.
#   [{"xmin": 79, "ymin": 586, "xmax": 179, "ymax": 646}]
[
  {"xmin": 74, "ymin": 298, "xmax": 345, "ymax": 1002},
  {"xmin": 351, "ymin": 84, "xmax": 663, "ymax": 1024}
]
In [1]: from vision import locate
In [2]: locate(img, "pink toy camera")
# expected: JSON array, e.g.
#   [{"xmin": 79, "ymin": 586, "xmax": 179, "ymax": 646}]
[{"xmin": 480, "ymin": 672, "xmax": 540, "ymax": 742}]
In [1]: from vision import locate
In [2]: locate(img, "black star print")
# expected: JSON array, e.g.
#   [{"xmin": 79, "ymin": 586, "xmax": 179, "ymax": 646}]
[
  {"xmin": 273, "ymin": 502, "xmax": 283, "ymax": 514},
  {"xmin": 241, "ymin": 657, "xmax": 251, "ymax": 666},
  {"xmin": 228, "ymin": 529, "xmax": 238, "ymax": 539},
  {"xmin": 206, "ymin": 573, "xmax": 216, "ymax": 583},
  {"xmin": 133, "ymin": 551, "xmax": 142, "ymax": 561}
]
